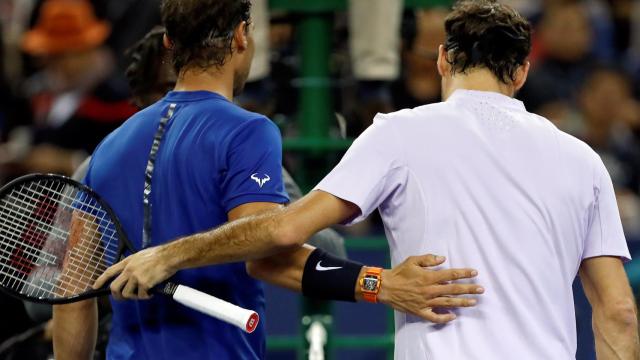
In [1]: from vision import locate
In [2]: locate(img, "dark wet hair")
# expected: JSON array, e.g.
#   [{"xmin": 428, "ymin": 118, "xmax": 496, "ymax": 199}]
[
  {"xmin": 444, "ymin": 0, "xmax": 532, "ymax": 83},
  {"xmin": 160, "ymin": 0, "xmax": 251, "ymax": 74},
  {"xmin": 124, "ymin": 26, "xmax": 170, "ymax": 107}
]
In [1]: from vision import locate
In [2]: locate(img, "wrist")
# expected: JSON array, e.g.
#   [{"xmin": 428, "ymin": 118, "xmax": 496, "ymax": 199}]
[
  {"xmin": 354, "ymin": 267, "xmax": 368, "ymax": 302},
  {"xmin": 158, "ymin": 243, "xmax": 180, "ymax": 273},
  {"xmin": 302, "ymin": 248, "xmax": 364, "ymax": 302},
  {"xmin": 376, "ymin": 269, "xmax": 391, "ymax": 305}
]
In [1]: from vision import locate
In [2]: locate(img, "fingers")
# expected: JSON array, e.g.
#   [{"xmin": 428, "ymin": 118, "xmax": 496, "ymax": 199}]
[
  {"xmin": 109, "ymin": 273, "xmax": 153, "ymax": 300},
  {"xmin": 426, "ymin": 296, "xmax": 477, "ymax": 308},
  {"xmin": 431, "ymin": 283, "xmax": 485, "ymax": 297},
  {"xmin": 410, "ymin": 254, "xmax": 446, "ymax": 267},
  {"xmin": 109, "ymin": 273, "xmax": 127, "ymax": 300},
  {"xmin": 433, "ymin": 268, "xmax": 478, "ymax": 283},
  {"xmin": 121, "ymin": 277, "xmax": 138, "ymax": 299},
  {"xmin": 418, "ymin": 309, "xmax": 457, "ymax": 324},
  {"xmin": 138, "ymin": 284, "xmax": 151, "ymax": 300},
  {"xmin": 93, "ymin": 259, "xmax": 128, "ymax": 289}
]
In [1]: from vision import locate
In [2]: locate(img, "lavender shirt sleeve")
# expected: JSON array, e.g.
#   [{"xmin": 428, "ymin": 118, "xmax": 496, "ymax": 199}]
[
  {"xmin": 314, "ymin": 114, "xmax": 405, "ymax": 225},
  {"xmin": 583, "ymin": 156, "xmax": 632, "ymax": 261}
]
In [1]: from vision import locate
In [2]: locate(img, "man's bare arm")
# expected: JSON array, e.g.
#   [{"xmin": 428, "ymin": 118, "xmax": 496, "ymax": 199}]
[
  {"xmin": 580, "ymin": 256, "xmax": 639, "ymax": 359},
  {"xmin": 96, "ymin": 192, "xmax": 483, "ymax": 323},
  {"xmin": 247, "ymin": 245, "xmax": 483, "ymax": 323},
  {"xmin": 53, "ymin": 212, "xmax": 100, "ymax": 360},
  {"xmin": 95, "ymin": 191, "xmax": 355, "ymax": 290},
  {"xmin": 53, "ymin": 300, "xmax": 98, "ymax": 360}
]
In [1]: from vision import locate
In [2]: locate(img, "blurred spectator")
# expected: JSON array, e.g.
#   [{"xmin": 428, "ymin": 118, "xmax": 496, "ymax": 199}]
[
  {"xmin": 0, "ymin": 0, "xmax": 38, "ymax": 87},
  {"xmin": 573, "ymin": 65, "xmax": 640, "ymax": 243},
  {"xmin": 608, "ymin": 0, "xmax": 635, "ymax": 56},
  {"xmin": 239, "ymin": 0, "xmax": 404, "ymax": 135},
  {"xmin": 627, "ymin": 0, "xmax": 640, "ymax": 77},
  {"xmin": 349, "ymin": 0, "xmax": 403, "ymax": 135},
  {"xmin": 568, "ymin": 66, "xmax": 640, "ymax": 241},
  {"xmin": 392, "ymin": 8, "xmax": 448, "ymax": 110},
  {"xmin": 235, "ymin": 0, "xmax": 273, "ymax": 115},
  {"xmin": 577, "ymin": 66, "xmax": 640, "ymax": 191},
  {"xmin": 518, "ymin": 1, "xmax": 595, "ymax": 117},
  {"xmin": 501, "ymin": 0, "xmax": 543, "ymax": 19},
  {"xmin": 90, "ymin": 0, "xmax": 161, "ymax": 71},
  {"xmin": 123, "ymin": 26, "xmax": 175, "ymax": 109},
  {"xmin": 2, "ymin": 0, "xmax": 137, "ymax": 176}
]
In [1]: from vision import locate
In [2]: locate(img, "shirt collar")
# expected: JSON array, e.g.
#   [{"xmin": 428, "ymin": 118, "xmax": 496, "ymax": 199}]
[
  {"xmin": 163, "ymin": 90, "xmax": 229, "ymax": 102},
  {"xmin": 447, "ymin": 89, "xmax": 526, "ymax": 111}
]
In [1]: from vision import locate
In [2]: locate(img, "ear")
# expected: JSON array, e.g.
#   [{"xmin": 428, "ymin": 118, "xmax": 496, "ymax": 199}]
[
  {"xmin": 163, "ymin": 34, "xmax": 173, "ymax": 50},
  {"xmin": 233, "ymin": 21, "xmax": 249, "ymax": 52},
  {"xmin": 513, "ymin": 61, "xmax": 530, "ymax": 91},
  {"xmin": 437, "ymin": 44, "xmax": 449, "ymax": 78}
]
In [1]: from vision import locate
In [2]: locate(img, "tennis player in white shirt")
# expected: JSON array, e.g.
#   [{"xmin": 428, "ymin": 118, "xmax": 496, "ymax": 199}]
[{"xmin": 98, "ymin": 1, "xmax": 639, "ymax": 358}]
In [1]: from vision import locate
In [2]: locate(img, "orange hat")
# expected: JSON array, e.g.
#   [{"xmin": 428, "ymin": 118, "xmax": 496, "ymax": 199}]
[{"xmin": 22, "ymin": 0, "xmax": 111, "ymax": 56}]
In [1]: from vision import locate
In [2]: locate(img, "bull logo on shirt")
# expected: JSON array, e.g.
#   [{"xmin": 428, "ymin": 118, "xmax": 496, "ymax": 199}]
[{"xmin": 251, "ymin": 173, "xmax": 271, "ymax": 188}]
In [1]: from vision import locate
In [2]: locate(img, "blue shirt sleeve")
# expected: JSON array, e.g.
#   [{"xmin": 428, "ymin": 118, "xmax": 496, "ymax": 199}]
[{"xmin": 220, "ymin": 117, "xmax": 289, "ymax": 212}]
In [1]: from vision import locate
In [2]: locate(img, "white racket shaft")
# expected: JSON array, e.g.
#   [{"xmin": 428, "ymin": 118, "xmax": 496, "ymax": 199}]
[{"xmin": 172, "ymin": 284, "xmax": 259, "ymax": 333}]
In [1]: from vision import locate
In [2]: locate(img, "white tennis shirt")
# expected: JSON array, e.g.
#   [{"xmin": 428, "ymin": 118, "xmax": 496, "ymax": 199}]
[{"xmin": 315, "ymin": 89, "xmax": 631, "ymax": 359}]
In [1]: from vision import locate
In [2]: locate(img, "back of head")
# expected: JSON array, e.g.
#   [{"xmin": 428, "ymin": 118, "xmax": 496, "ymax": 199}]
[
  {"xmin": 125, "ymin": 27, "xmax": 175, "ymax": 108},
  {"xmin": 160, "ymin": 0, "xmax": 251, "ymax": 74},
  {"xmin": 444, "ymin": 0, "xmax": 532, "ymax": 84}
]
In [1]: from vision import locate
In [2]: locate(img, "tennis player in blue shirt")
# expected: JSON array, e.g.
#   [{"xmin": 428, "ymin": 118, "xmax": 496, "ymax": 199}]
[
  {"xmin": 54, "ymin": 2, "xmax": 287, "ymax": 358},
  {"xmin": 53, "ymin": 1, "xmax": 483, "ymax": 359}
]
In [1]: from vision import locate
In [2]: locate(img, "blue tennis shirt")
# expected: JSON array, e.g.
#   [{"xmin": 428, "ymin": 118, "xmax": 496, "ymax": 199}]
[{"xmin": 84, "ymin": 90, "xmax": 289, "ymax": 360}]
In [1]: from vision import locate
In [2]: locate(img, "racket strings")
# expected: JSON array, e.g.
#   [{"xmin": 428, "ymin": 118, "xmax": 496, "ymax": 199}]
[
  {"xmin": 1, "ymin": 184, "xmax": 117, "ymax": 265},
  {"xmin": 0, "ymin": 182, "xmax": 63, "ymax": 292},
  {"xmin": 0, "ymin": 178, "xmax": 120, "ymax": 300},
  {"xmin": 0, "ymin": 199, "xmax": 111, "ymax": 290}
]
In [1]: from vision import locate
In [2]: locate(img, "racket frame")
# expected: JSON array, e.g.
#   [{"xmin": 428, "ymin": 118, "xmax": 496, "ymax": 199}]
[
  {"xmin": 0, "ymin": 174, "xmax": 260, "ymax": 334},
  {"xmin": 0, "ymin": 173, "xmax": 132, "ymax": 304}
]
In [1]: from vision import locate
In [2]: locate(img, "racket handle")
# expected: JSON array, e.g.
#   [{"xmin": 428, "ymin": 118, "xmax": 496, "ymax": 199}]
[{"xmin": 169, "ymin": 283, "xmax": 259, "ymax": 333}]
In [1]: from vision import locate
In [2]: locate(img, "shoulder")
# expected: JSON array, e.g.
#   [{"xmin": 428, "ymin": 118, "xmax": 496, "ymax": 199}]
[
  {"xmin": 364, "ymin": 102, "xmax": 458, "ymax": 140},
  {"xmin": 103, "ymin": 104, "xmax": 161, "ymax": 139},
  {"xmin": 381, "ymin": 101, "xmax": 455, "ymax": 120},
  {"xmin": 218, "ymin": 112, "xmax": 282, "ymax": 153},
  {"xmin": 536, "ymin": 113, "xmax": 598, "ymax": 160},
  {"xmin": 92, "ymin": 102, "xmax": 167, "ymax": 158},
  {"xmin": 190, "ymin": 100, "xmax": 279, "ymax": 134},
  {"xmin": 191, "ymin": 98, "xmax": 270, "ymax": 125},
  {"xmin": 116, "ymin": 101, "xmax": 165, "ymax": 132},
  {"xmin": 377, "ymin": 102, "xmax": 465, "ymax": 129},
  {"xmin": 528, "ymin": 112, "xmax": 604, "ymax": 176},
  {"xmin": 224, "ymin": 114, "xmax": 281, "ymax": 146}
]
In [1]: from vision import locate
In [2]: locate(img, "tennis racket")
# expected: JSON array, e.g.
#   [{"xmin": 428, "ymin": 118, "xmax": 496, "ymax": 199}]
[{"xmin": 0, "ymin": 173, "xmax": 259, "ymax": 333}]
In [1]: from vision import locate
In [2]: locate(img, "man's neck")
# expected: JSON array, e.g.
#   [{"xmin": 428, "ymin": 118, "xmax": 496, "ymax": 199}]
[
  {"xmin": 443, "ymin": 69, "xmax": 515, "ymax": 101},
  {"xmin": 173, "ymin": 66, "xmax": 235, "ymax": 101}
]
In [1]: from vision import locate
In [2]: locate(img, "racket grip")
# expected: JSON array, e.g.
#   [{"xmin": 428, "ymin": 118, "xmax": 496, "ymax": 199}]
[{"xmin": 170, "ymin": 284, "xmax": 259, "ymax": 333}]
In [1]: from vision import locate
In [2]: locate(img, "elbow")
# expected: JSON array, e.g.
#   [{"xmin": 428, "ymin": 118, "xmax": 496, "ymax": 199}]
[
  {"xmin": 271, "ymin": 219, "xmax": 305, "ymax": 249},
  {"xmin": 603, "ymin": 298, "xmax": 638, "ymax": 331}
]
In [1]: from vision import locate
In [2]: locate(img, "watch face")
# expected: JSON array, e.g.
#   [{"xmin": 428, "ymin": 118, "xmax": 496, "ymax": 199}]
[{"xmin": 363, "ymin": 275, "xmax": 378, "ymax": 291}]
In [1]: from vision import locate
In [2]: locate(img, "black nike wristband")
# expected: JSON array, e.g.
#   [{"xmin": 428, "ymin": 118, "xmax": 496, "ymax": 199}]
[{"xmin": 301, "ymin": 248, "xmax": 364, "ymax": 302}]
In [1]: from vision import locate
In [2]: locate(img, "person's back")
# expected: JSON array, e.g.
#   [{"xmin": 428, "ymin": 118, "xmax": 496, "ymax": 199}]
[
  {"xmin": 85, "ymin": 90, "xmax": 286, "ymax": 359},
  {"xmin": 312, "ymin": 2, "xmax": 637, "ymax": 358},
  {"xmin": 375, "ymin": 90, "xmax": 629, "ymax": 358}
]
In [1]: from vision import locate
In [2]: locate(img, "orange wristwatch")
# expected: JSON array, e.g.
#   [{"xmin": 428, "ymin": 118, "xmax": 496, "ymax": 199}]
[{"xmin": 359, "ymin": 267, "xmax": 383, "ymax": 303}]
